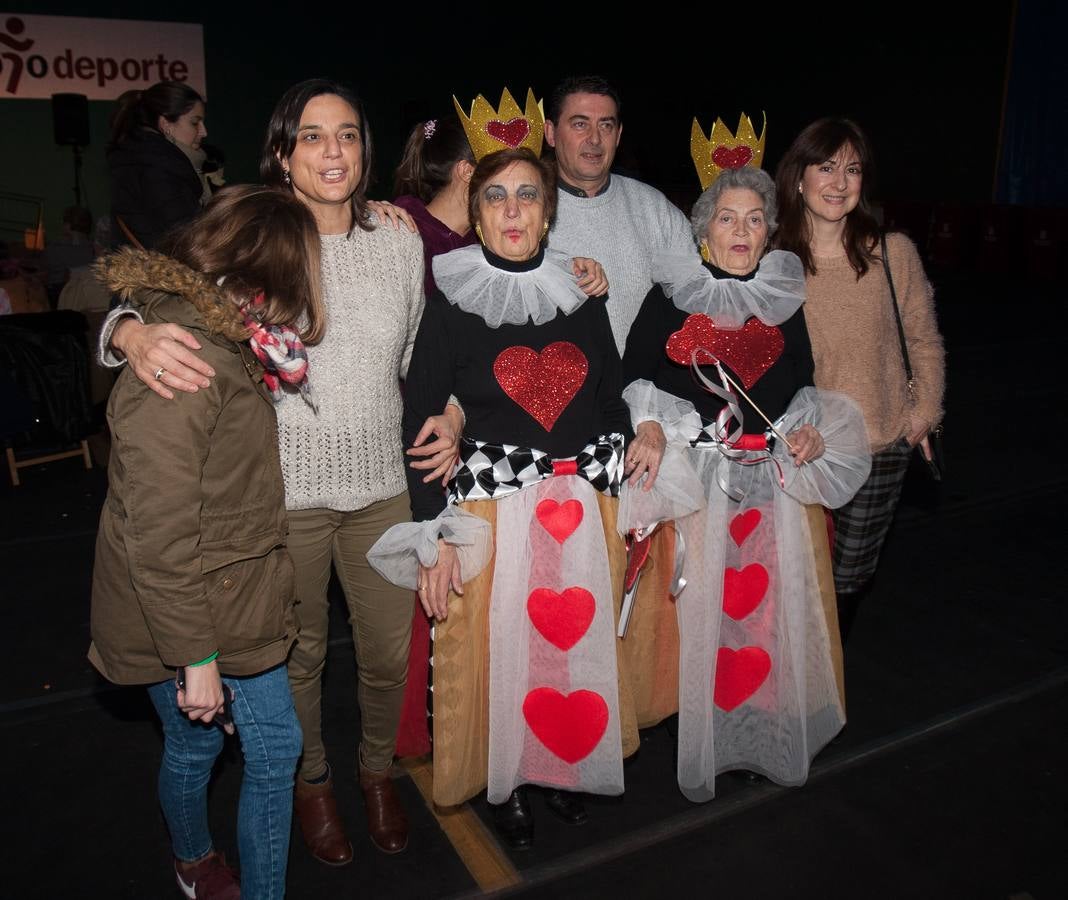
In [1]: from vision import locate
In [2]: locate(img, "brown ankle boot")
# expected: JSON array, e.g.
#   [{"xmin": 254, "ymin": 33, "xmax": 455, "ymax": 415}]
[
  {"xmin": 294, "ymin": 768, "xmax": 353, "ymax": 866},
  {"xmin": 359, "ymin": 755, "xmax": 408, "ymax": 854}
]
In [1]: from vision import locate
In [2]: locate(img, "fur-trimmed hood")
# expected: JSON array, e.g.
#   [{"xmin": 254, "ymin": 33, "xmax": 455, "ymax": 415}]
[{"xmin": 95, "ymin": 248, "xmax": 250, "ymax": 342}]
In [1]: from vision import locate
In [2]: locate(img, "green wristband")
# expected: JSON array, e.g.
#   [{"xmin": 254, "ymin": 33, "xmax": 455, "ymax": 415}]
[{"xmin": 188, "ymin": 651, "xmax": 219, "ymax": 667}]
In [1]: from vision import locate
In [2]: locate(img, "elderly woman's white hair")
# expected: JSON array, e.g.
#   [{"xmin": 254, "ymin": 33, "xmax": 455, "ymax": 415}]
[{"xmin": 690, "ymin": 167, "xmax": 778, "ymax": 240}]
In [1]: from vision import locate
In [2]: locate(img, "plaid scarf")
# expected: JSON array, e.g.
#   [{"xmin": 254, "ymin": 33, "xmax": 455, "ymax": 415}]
[{"xmin": 240, "ymin": 292, "xmax": 316, "ymax": 409}]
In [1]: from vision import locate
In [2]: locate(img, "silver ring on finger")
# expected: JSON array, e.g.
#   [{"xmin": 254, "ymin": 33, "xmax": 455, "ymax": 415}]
[{"xmin": 154, "ymin": 367, "xmax": 166, "ymax": 381}]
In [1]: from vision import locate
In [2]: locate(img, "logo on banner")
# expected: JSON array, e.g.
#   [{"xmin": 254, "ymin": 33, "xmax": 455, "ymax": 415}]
[{"xmin": 0, "ymin": 15, "xmax": 196, "ymax": 97}]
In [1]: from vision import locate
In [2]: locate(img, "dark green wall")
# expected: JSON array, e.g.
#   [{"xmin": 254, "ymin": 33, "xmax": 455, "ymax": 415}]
[{"xmin": 3, "ymin": 100, "xmax": 115, "ymax": 235}]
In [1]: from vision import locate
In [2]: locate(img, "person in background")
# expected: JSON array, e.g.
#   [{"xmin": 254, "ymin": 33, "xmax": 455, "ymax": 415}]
[
  {"xmin": 393, "ymin": 114, "xmax": 479, "ymax": 297},
  {"xmin": 774, "ymin": 118, "xmax": 945, "ymax": 639},
  {"xmin": 108, "ymin": 81, "xmax": 208, "ymax": 250},
  {"xmin": 544, "ymin": 75, "xmax": 695, "ymax": 352},
  {"xmin": 45, "ymin": 206, "xmax": 95, "ymax": 302},
  {"xmin": 202, "ymin": 142, "xmax": 227, "ymax": 194}
]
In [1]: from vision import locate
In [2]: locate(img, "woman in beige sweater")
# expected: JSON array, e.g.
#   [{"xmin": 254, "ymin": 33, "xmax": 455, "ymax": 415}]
[{"xmin": 774, "ymin": 118, "xmax": 944, "ymax": 638}]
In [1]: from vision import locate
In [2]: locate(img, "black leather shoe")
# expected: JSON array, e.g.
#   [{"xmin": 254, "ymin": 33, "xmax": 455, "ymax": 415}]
[
  {"xmin": 543, "ymin": 788, "xmax": 588, "ymax": 826},
  {"xmin": 490, "ymin": 788, "xmax": 534, "ymax": 850}
]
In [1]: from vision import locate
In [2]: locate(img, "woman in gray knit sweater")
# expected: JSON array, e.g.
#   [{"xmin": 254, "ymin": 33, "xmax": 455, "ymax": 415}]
[{"xmin": 105, "ymin": 79, "xmax": 462, "ymax": 867}]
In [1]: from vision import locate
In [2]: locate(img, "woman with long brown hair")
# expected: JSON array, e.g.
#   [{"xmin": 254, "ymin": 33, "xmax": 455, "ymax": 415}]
[{"xmin": 774, "ymin": 118, "xmax": 944, "ymax": 637}]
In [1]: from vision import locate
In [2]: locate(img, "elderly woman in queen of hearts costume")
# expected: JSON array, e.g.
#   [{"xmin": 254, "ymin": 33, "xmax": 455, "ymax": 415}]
[
  {"xmin": 369, "ymin": 89, "xmax": 662, "ymax": 849},
  {"xmin": 619, "ymin": 114, "xmax": 871, "ymax": 802}
]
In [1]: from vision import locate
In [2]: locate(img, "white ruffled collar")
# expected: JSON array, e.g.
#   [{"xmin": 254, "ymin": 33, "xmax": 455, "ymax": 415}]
[
  {"xmin": 431, "ymin": 245, "xmax": 588, "ymax": 328},
  {"xmin": 651, "ymin": 249, "xmax": 806, "ymax": 328}
]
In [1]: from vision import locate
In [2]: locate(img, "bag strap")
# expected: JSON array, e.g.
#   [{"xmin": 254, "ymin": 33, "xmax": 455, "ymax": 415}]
[
  {"xmin": 880, "ymin": 233, "xmax": 915, "ymax": 398},
  {"xmin": 115, "ymin": 215, "xmax": 145, "ymax": 251}
]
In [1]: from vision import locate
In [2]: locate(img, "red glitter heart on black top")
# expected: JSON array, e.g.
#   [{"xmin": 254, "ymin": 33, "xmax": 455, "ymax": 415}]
[
  {"xmin": 486, "ymin": 118, "xmax": 530, "ymax": 148},
  {"xmin": 665, "ymin": 314, "xmax": 783, "ymax": 390},
  {"xmin": 494, "ymin": 342, "xmax": 588, "ymax": 431}
]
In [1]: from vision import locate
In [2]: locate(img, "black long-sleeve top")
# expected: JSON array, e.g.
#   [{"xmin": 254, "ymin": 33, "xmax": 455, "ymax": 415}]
[
  {"xmin": 109, "ymin": 129, "xmax": 203, "ymax": 250},
  {"xmin": 622, "ymin": 262, "xmax": 814, "ymax": 433},
  {"xmin": 403, "ymin": 246, "xmax": 632, "ymax": 521}
]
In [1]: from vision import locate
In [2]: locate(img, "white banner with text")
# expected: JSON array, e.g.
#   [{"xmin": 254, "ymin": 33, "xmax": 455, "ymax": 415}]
[{"xmin": 0, "ymin": 13, "xmax": 205, "ymax": 100}]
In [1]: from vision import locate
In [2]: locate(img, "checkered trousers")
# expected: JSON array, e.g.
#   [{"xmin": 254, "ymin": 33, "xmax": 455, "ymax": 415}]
[
  {"xmin": 447, "ymin": 433, "xmax": 625, "ymax": 504},
  {"xmin": 831, "ymin": 438, "xmax": 911, "ymax": 593}
]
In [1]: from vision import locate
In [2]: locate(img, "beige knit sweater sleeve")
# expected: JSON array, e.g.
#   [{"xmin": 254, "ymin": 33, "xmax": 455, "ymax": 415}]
[
  {"xmin": 885, "ymin": 233, "xmax": 945, "ymax": 430},
  {"xmin": 805, "ymin": 232, "xmax": 945, "ymax": 451}
]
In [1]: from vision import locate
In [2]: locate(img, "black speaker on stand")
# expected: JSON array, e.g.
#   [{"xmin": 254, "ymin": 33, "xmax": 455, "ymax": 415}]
[{"xmin": 52, "ymin": 93, "xmax": 90, "ymax": 207}]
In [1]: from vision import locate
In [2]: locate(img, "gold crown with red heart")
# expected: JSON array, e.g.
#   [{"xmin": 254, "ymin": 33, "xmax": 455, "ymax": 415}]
[
  {"xmin": 453, "ymin": 88, "xmax": 545, "ymax": 161},
  {"xmin": 690, "ymin": 112, "xmax": 767, "ymax": 191}
]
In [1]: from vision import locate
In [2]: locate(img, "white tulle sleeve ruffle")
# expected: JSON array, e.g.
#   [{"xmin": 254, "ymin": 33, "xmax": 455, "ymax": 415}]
[
  {"xmin": 366, "ymin": 505, "xmax": 493, "ymax": 590},
  {"xmin": 773, "ymin": 387, "xmax": 872, "ymax": 509},
  {"xmin": 618, "ymin": 379, "xmax": 705, "ymax": 534},
  {"xmin": 623, "ymin": 378, "xmax": 701, "ymax": 442}
]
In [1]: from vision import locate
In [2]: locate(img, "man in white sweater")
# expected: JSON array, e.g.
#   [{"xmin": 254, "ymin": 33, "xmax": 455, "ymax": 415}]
[{"xmin": 544, "ymin": 76, "xmax": 695, "ymax": 353}]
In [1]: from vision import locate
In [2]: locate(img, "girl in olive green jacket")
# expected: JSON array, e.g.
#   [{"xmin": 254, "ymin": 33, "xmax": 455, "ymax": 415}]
[{"xmin": 89, "ymin": 185, "xmax": 323, "ymax": 899}]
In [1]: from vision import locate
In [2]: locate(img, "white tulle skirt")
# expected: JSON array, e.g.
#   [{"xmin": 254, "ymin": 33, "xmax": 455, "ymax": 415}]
[
  {"xmin": 370, "ymin": 475, "xmax": 637, "ymax": 806},
  {"xmin": 484, "ymin": 476, "xmax": 627, "ymax": 804},
  {"xmin": 674, "ymin": 451, "xmax": 842, "ymax": 801},
  {"xmin": 621, "ymin": 382, "xmax": 871, "ymax": 802}
]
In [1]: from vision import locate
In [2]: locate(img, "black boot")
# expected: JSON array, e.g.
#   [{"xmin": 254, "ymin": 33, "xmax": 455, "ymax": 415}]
[
  {"xmin": 543, "ymin": 788, "xmax": 588, "ymax": 825},
  {"xmin": 490, "ymin": 788, "xmax": 534, "ymax": 850}
]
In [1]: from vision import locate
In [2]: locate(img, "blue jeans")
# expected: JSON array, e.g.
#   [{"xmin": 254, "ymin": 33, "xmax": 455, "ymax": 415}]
[{"xmin": 147, "ymin": 664, "xmax": 302, "ymax": 900}]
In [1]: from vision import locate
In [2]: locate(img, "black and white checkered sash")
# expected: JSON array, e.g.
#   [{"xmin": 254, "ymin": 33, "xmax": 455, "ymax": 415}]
[
  {"xmin": 448, "ymin": 433, "xmax": 625, "ymax": 504},
  {"xmin": 690, "ymin": 415, "xmax": 777, "ymax": 454},
  {"xmin": 688, "ymin": 412, "xmax": 784, "ymax": 501}
]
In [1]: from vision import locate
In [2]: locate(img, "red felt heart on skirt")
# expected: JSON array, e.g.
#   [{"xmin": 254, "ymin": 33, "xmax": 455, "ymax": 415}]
[
  {"xmin": 729, "ymin": 509, "xmax": 762, "ymax": 546},
  {"xmin": 722, "ymin": 564, "xmax": 769, "ymax": 620},
  {"xmin": 712, "ymin": 145, "xmax": 754, "ymax": 170},
  {"xmin": 714, "ymin": 646, "xmax": 771, "ymax": 711},
  {"xmin": 527, "ymin": 587, "xmax": 596, "ymax": 651},
  {"xmin": 665, "ymin": 314, "xmax": 784, "ymax": 390},
  {"xmin": 486, "ymin": 117, "xmax": 531, "ymax": 148},
  {"xmin": 494, "ymin": 342, "xmax": 588, "ymax": 430},
  {"xmin": 523, "ymin": 687, "xmax": 608, "ymax": 763},
  {"xmin": 536, "ymin": 499, "xmax": 584, "ymax": 544}
]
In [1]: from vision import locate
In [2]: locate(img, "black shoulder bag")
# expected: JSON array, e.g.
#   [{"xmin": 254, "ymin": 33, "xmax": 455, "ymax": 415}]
[{"xmin": 879, "ymin": 233, "xmax": 944, "ymax": 481}]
